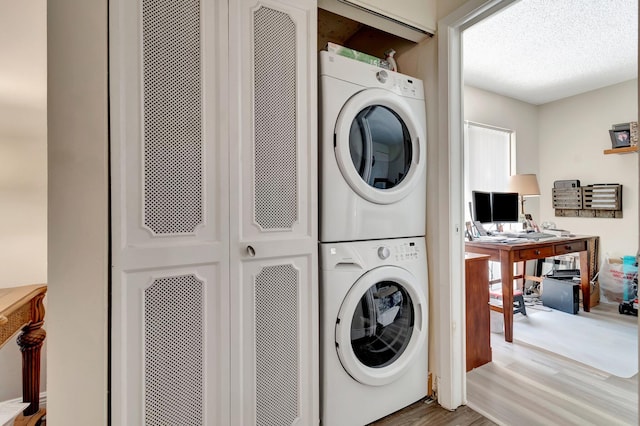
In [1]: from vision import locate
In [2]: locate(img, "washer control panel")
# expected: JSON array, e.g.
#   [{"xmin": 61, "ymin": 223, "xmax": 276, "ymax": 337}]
[
  {"xmin": 376, "ymin": 240, "xmax": 420, "ymax": 262},
  {"xmin": 320, "ymin": 238, "xmax": 425, "ymax": 270}
]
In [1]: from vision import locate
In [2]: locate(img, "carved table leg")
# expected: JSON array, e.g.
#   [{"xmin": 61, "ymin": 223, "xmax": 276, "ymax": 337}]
[{"xmin": 16, "ymin": 293, "xmax": 46, "ymax": 418}]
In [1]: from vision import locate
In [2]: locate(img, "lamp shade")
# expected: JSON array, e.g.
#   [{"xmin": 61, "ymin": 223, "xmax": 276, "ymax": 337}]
[{"xmin": 508, "ymin": 174, "xmax": 540, "ymax": 196}]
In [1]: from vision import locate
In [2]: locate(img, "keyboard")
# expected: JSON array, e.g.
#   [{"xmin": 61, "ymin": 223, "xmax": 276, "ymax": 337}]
[{"xmin": 476, "ymin": 235, "xmax": 507, "ymax": 242}]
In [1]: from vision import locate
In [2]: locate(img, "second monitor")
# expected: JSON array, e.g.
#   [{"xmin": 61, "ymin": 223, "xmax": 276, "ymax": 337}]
[{"xmin": 491, "ymin": 192, "xmax": 519, "ymax": 223}]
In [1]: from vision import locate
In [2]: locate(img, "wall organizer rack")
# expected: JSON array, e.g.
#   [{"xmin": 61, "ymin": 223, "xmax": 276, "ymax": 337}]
[{"xmin": 553, "ymin": 184, "xmax": 622, "ymax": 218}]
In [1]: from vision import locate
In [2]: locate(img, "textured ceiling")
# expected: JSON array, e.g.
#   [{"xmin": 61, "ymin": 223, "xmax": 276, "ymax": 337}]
[{"xmin": 463, "ymin": 0, "xmax": 638, "ymax": 105}]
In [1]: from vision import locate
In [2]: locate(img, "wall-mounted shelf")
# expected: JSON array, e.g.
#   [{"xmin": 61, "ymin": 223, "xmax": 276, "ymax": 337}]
[
  {"xmin": 553, "ymin": 184, "xmax": 623, "ymax": 218},
  {"xmin": 603, "ymin": 145, "xmax": 638, "ymax": 155}
]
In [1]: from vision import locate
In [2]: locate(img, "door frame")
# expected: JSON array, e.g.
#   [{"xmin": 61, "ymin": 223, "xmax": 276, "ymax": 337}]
[{"xmin": 435, "ymin": 0, "xmax": 517, "ymax": 410}]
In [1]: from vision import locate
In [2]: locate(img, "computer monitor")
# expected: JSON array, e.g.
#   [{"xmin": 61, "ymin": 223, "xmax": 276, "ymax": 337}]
[
  {"xmin": 491, "ymin": 192, "xmax": 519, "ymax": 223},
  {"xmin": 471, "ymin": 191, "xmax": 492, "ymax": 223}
]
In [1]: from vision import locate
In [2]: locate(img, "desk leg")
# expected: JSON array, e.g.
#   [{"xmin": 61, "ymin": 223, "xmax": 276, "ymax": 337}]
[
  {"xmin": 580, "ymin": 250, "xmax": 590, "ymax": 312},
  {"xmin": 500, "ymin": 251, "xmax": 514, "ymax": 343}
]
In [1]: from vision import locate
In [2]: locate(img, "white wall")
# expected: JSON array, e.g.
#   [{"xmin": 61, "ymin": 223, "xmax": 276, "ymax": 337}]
[
  {"xmin": 464, "ymin": 85, "xmax": 540, "ymax": 218},
  {"xmin": 0, "ymin": 103, "xmax": 47, "ymax": 288},
  {"xmin": 539, "ymin": 79, "xmax": 639, "ymax": 259},
  {"xmin": 0, "ymin": 0, "xmax": 47, "ymax": 403},
  {"xmin": 0, "ymin": 102, "xmax": 47, "ymax": 403},
  {"xmin": 48, "ymin": 0, "xmax": 109, "ymax": 423}
]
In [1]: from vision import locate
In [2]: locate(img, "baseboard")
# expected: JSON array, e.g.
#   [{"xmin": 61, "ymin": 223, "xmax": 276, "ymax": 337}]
[
  {"xmin": 2, "ymin": 392, "xmax": 46, "ymax": 409},
  {"xmin": 0, "ymin": 393, "xmax": 46, "ymax": 426}
]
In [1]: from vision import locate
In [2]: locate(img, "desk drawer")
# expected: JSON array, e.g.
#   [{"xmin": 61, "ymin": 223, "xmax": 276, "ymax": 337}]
[
  {"xmin": 554, "ymin": 240, "xmax": 587, "ymax": 255},
  {"xmin": 515, "ymin": 246, "xmax": 554, "ymax": 260}
]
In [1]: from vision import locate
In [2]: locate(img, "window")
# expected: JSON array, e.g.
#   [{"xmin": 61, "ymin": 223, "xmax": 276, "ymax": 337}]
[
  {"xmin": 464, "ymin": 122, "xmax": 517, "ymax": 283},
  {"xmin": 464, "ymin": 121, "xmax": 515, "ymax": 222}
]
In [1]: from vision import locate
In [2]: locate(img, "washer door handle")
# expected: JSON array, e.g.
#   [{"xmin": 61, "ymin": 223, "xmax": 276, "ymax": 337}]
[{"xmin": 415, "ymin": 302, "xmax": 423, "ymax": 331}]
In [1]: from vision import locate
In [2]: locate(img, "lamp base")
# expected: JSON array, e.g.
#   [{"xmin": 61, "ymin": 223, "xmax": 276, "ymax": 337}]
[{"xmin": 519, "ymin": 196, "xmax": 529, "ymax": 230}]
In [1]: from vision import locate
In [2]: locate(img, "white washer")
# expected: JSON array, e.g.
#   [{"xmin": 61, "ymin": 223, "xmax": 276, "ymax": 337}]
[
  {"xmin": 319, "ymin": 50, "xmax": 427, "ymax": 243},
  {"xmin": 320, "ymin": 237, "xmax": 429, "ymax": 426}
]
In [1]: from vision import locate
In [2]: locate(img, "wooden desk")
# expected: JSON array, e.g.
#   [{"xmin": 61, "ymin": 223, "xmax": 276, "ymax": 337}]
[
  {"xmin": 0, "ymin": 284, "xmax": 47, "ymax": 425},
  {"xmin": 465, "ymin": 236, "xmax": 595, "ymax": 343},
  {"xmin": 465, "ymin": 253, "xmax": 492, "ymax": 371}
]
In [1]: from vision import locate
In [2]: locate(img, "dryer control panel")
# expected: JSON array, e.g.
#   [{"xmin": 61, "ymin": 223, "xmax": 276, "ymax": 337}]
[
  {"xmin": 375, "ymin": 70, "xmax": 419, "ymax": 97},
  {"xmin": 320, "ymin": 51, "xmax": 425, "ymax": 100}
]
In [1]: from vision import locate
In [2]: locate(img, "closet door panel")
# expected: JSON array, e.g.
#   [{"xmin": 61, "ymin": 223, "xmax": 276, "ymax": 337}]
[
  {"xmin": 229, "ymin": 0, "xmax": 318, "ymax": 424},
  {"xmin": 230, "ymin": 0, "xmax": 317, "ymax": 245},
  {"xmin": 112, "ymin": 266, "xmax": 224, "ymax": 425},
  {"xmin": 110, "ymin": 0, "xmax": 229, "ymax": 423},
  {"xmin": 234, "ymin": 255, "xmax": 316, "ymax": 426}
]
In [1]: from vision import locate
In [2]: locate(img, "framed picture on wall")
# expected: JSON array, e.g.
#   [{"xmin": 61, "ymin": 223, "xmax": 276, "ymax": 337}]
[{"xmin": 609, "ymin": 129, "xmax": 631, "ymax": 148}]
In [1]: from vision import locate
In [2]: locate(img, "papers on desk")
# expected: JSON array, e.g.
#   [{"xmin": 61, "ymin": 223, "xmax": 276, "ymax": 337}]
[
  {"xmin": 503, "ymin": 237, "xmax": 527, "ymax": 243},
  {"xmin": 475, "ymin": 235, "xmax": 554, "ymax": 243},
  {"xmin": 545, "ymin": 228, "xmax": 572, "ymax": 237}
]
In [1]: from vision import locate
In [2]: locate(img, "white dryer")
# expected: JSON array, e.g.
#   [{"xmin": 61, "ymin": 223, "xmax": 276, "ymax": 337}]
[
  {"xmin": 320, "ymin": 237, "xmax": 429, "ymax": 426},
  {"xmin": 319, "ymin": 50, "xmax": 427, "ymax": 243}
]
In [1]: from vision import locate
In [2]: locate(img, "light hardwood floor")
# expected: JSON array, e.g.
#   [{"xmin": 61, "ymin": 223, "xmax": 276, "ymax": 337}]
[
  {"xmin": 373, "ymin": 303, "xmax": 637, "ymax": 426},
  {"xmin": 467, "ymin": 303, "xmax": 638, "ymax": 426}
]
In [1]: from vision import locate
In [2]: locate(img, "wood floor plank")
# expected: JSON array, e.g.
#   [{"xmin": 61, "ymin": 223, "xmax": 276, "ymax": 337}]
[
  {"xmin": 371, "ymin": 399, "xmax": 497, "ymax": 426},
  {"xmin": 468, "ymin": 362, "xmax": 629, "ymax": 425}
]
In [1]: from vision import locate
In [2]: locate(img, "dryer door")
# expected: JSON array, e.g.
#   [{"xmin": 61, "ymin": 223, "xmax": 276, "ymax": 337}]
[
  {"xmin": 334, "ymin": 88, "xmax": 426, "ymax": 205},
  {"xmin": 335, "ymin": 266, "xmax": 427, "ymax": 386}
]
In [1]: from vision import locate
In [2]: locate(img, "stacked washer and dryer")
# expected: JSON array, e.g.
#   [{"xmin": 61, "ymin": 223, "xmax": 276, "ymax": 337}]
[{"xmin": 318, "ymin": 50, "xmax": 430, "ymax": 426}]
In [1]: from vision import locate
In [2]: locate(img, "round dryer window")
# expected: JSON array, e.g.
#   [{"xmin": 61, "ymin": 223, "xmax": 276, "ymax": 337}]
[
  {"xmin": 335, "ymin": 88, "xmax": 426, "ymax": 205},
  {"xmin": 335, "ymin": 266, "xmax": 427, "ymax": 386}
]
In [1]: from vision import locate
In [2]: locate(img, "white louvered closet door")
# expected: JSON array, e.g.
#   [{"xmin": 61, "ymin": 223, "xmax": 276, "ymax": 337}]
[
  {"xmin": 110, "ymin": 0, "xmax": 317, "ymax": 425},
  {"xmin": 110, "ymin": 0, "xmax": 230, "ymax": 424},
  {"xmin": 229, "ymin": 1, "xmax": 318, "ymax": 425}
]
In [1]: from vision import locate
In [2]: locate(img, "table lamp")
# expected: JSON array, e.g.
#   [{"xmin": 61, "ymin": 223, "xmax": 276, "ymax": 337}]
[{"xmin": 508, "ymin": 173, "xmax": 540, "ymax": 215}]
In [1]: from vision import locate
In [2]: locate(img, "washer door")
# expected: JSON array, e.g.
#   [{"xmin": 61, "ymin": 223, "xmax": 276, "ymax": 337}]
[
  {"xmin": 335, "ymin": 266, "xmax": 426, "ymax": 386},
  {"xmin": 334, "ymin": 88, "xmax": 425, "ymax": 205}
]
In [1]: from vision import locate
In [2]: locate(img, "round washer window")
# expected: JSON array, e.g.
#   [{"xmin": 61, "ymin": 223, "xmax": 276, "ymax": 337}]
[
  {"xmin": 348, "ymin": 106, "xmax": 412, "ymax": 190},
  {"xmin": 335, "ymin": 265, "xmax": 426, "ymax": 386},
  {"xmin": 350, "ymin": 280, "xmax": 414, "ymax": 368}
]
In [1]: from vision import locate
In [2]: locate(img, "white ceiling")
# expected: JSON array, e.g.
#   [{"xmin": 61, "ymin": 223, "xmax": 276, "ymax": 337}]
[{"xmin": 463, "ymin": 0, "xmax": 638, "ymax": 105}]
